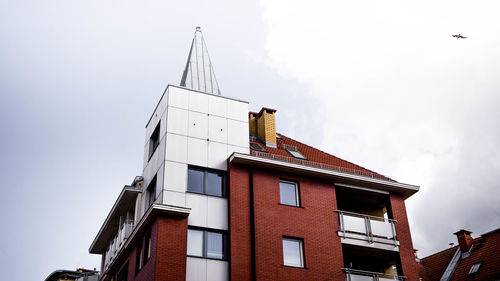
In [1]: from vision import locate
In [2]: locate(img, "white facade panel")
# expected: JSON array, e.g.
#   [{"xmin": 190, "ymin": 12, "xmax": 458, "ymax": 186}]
[
  {"xmin": 189, "ymin": 90, "xmax": 209, "ymax": 113},
  {"xmin": 162, "ymin": 190, "xmax": 186, "ymax": 207},
  {"xmin": 227, "ymin": 119, "xmax": 249, "ymax": 147},
  {"xmin": 227, "ymin": 98, "xmax": 248, "ymax": 122},
  {"xmin": 145, "ymin": 89, "xmax": 169, "ymax": 142},
  {"xmin": 208, "ymin": 141, "xmax": 227, "ymax": 170},
  {"xmin": 188, "ymin": 111, "xmax": 208, "ymax": 139},
  {"xmin": 163, "ymin": 161, "xmax": 187, "ymax": 193},
  {"xmin": 208, "ymin": 95, "xmax": 227, "ymax": 117},
  {"xmin": 206, "ymin": 260, "xmax": 229, "ymax": 281},
  {"xmin": 187, "ymin": 137, "xmax": 208, "ymax": 167},
  {"xmin": 186, "ymin": 193, "xmax": 208, "ymax": 227},
  {"xmin": 228, "ymin": 145, "xmax": 250, "ymax": 157},
  {"xmin": 207, "ymin": 197, "xmax": 228, "ymax": 230},
  {"xmin": 166, "ymin": 107, "xmax": 189, "ymax": 136},
  {"xmin": 186, "ymin": 257, "xmax": 207, "ymax": 281},
  {"xmin": 168, "ymin": 87, "xmax": 189, "ymax": 109},
  {"xmin": 208, "ymin": 115, "xmax": 227, "ymax": 143},
  {"xmin": 165, "ymin": 133, "xmax": 188, "ymax": 163}
]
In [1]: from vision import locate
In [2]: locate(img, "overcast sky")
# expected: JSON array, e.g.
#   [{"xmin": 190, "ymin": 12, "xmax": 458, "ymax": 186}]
[{"xmin": 1, "ymin": 0, "xmax": 500, "ymax": 279}]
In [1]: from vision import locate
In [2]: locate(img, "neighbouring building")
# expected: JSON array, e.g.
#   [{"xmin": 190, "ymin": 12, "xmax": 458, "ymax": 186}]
[
  {"xmin": 89, "ymin": 27, "xmax": 421, "ymax": 281},
  {"xmin": 418, "ymin": 228, "xmax": 500, "ymax": 281},
  {"xmin": 45, "ymin": 268, "xmax": 99, "ymax": 281}
]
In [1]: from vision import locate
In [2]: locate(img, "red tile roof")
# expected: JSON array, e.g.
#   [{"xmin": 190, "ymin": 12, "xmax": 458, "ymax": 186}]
[
  {"xmin": 420, "ymin": 229, "xmax": 500, "ymax": 281},
  {"xmin": 249, "ymin": 133, "xmax": 393, "ymax": 181}
]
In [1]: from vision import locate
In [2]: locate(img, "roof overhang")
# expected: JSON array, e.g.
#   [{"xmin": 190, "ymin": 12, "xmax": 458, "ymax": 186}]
[
  {"xmin": 99, "ymin": 204, "xmax": 190, "ymax": 281},
  {"xmin": 89, "ymin": 186, "xmax": 141, "ymax": 253},
  {"xmin": 229, "ymin": 153, "xmax": 419, "ymax": 199}
]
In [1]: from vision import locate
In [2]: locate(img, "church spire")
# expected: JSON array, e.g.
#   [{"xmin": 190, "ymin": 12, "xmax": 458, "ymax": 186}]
[{"xmin": 180, "ymin": 27, "xmax": 221, "ymax": 95}]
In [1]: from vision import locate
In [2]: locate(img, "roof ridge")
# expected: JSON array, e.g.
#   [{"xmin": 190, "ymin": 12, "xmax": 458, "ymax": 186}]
[{"xmin": 276, "ymin": 133, "xmax": 393, "ymax": 181}]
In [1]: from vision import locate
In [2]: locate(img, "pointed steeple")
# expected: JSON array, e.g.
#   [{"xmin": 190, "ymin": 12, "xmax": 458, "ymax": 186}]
[{"xmin": 180, "ymin": 27, "xmax": 221, "ymax": 95}]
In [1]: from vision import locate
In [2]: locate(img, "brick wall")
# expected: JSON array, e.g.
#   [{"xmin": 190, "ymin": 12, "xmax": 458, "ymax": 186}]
[
  {"xmin": 127, "ymin": 220, "xmax": 158, "ymax": 281},
  {"xmin": 155, "ymin": 216, "xmax": 188, "ymax": 280},
  {"xmin": 390, "ymin": 193, "xmax": 419, "ymax": 281}
]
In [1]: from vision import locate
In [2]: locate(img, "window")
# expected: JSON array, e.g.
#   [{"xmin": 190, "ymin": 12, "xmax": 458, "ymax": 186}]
[
  {"xmin": 187, "ymin": 228, "xmax": 227, "ymax": 260},
  {"xmin": 282, "ymin": 237, "xmax": 304, "ymax": 267},
  {"xmin": 187, "ymin": 167, "xmax": 225, "ymax": 197},
  {"xmin": 135, "ymin": 240, "xmax": 143, "ymax": 274},
  {"xmin": 286, "ymin": 149, "xmax": 307, "ymax": 160},
  {"xmin": 280, "ymin": 180, "xmax": 300, "ymax": 206},
  {"xmin": 468, "ymin": 262, "xmax": 482, "ymax": 275},
  {"xmin": 146, "ymin": 175, "xmax": 156, "ymax": 206},
  {"xmin": 143, "ymin": 232, "xmax": 151, "ymax": 263},
  {"xmin": 148, "ymin": 122, "xmax": 160, "ymax": 160}
]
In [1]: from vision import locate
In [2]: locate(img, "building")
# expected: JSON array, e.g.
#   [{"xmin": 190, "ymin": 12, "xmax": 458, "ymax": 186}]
[
  {"xmin": 418, "ymin": 228, "xmax": 500, "ymax": 281},
  {"xmin": 89, "ymin": 27, "xmax": 421, "ymax": 281},
  {"xmin": 45, "ymin": 268, "xmax": 99, "ymax": 281}
]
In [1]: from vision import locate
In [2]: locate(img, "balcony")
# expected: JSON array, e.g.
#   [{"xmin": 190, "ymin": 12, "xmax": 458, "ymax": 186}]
[
  {"xmin": 337, "ymin": 210, "xmax": 399, "ymax": 251},
  {"xmin": 104, "ymin": 219, "xmax": 135, "ymax": 271},
  {"xmin": 343, "ymin": 268, "xmax": 406, "ymax": 281}
]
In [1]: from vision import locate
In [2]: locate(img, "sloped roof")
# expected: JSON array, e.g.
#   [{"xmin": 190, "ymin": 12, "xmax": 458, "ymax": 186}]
[
  {"xmin": 249, "ymin": 133, "xmax": 393, "ymax": 181},
  {"xmin": 420, "ymin": 229, "xmax": 500, "ymax": 281}
]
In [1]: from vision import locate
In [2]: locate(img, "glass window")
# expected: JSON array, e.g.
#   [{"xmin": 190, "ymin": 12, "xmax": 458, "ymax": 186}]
[
  {"xmin": 187, "ymin": 228, "xmax": 226, "ymax": 260},
  {"xmin": 187, "ymin": 169, "xmax": 204, "ymax": 193},
  {"xmin": 280, "ymin": 181, "xmax": 299, "ymax": 206},
  {"xmin": 187, "ymin": 229, "xmax": 204, "ymax": 257},
  {"xmin": 187, "ymin": 167, "xmax": 225, "ymax": 197},
  {"xmin": 206, "ymin": 172, "xmax": 223, "ymax": 196},
  {"xmin": 468, "ymin": 262, "xmax": 482, "ymax": 275},
  {"xmin": 282, "ymin": 238, "xmax": 304, "ymax": 267},
  {"xmin": 286, "ymin": 149, "xmax": 307, "ymax": 160},
  {"xmin": 146, "ymin": 176, "xmax": 157, "ymax": 206},
  {"xmin": 148, "ymin": 122, "xmax": 160, "ymax": 160},
  {"xmin": 206, "ymin": 232, "xmax": 224, "ymax": 259}
]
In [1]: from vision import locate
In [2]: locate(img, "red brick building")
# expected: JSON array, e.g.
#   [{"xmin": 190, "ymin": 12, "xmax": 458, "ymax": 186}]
[
  {"xmin": 418, "ymin": 228, "xmax": 500, "ymax": 281},
  {"xmin": 89, "ymin": 28, "xmax": 421, "ymax": 281}
]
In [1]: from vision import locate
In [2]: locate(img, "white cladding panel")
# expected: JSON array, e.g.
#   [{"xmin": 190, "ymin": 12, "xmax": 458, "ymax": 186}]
[
  {"xmin": 186, "ymin": 257, "xmax": 207, "ymax": 281},
  {"xmin": 208, "ymin": 141, "xmax": 227, "ymax": 170},
  {"xmin": 228, "ymin": 145, "xmax": 250, "ymax": 157},
  {"xmin": 163, "ymin": 161, "xmax": 187, "ymax": 193},
  {"xmin": 167, "ymin": 107, "xmax": 189, "ymax": 136},
  {"xmin": 189, "ymin": 90, "xmax": 209, "ymax": 113},
  {"xmin": 186, "ymin": 193, "xmax": 208, "ymax": 227},
  {"xmin": 165, "ymin": 133, "xmax": 188, "ymax": 163},
  {"xmin": 186, "ymin": 257, "xmax": 228, "ymax": 281},
  {"xmin": 162, "ymin": 190, "xmax": 186, "ymax": 207},
  {"xmin": 208, "ymin": 95, "xmax": 227, "ymax": 117},
  {"xmin": 188, "ymin": 111, "xmax": 208, "ymax": 139},
  {"xmin": 168, "ymin": 87, "xmax": 189, "ymax": 109},
  {"xmin": 207, "ymin": 196, "xmax": 228, "ymax": 230},
  {"xmin": 207, "ymin": 260, "xmax": 229, "ymax": 281},
  {"xmin": 227, "ymin": 98, "xmax": 248, "ymax": 122},
  {"xmin": 187, "ymin": 138, "xmax": 208, "ymax": 167},
  {"xmin": 208, "ymin": 115, "xmax": 227, "ymax": 143},
  {"xmin": 227, "ymin": 119, "xmax": 250, "ymax": 147},
  {"xmin": 145, "ymin": 89, "xmax": 169, "ymax": 142}
]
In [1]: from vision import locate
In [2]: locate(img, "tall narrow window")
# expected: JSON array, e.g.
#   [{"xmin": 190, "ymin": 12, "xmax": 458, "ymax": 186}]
[
  {"xmin": 282, "ymin": 237, "xmax": 304, "ymax": 267},
  {"xmin": 146, "ymin": 176, "xmax": 156, "ymax": 206},
  {"xmin": 135, "ymin": 240, "xmax": 143, "ymax": 274},
  {"xmin": 143, "ymin": 231, "xmax": 151, "ymax": 262},
  {"xmin": 187, "ymin": 228, "xmax": 227, "ymax": 260},
  {"xmin": 280, "ymin": 180, "xmax": 300, "ymax": 206},
  {"xmin": 148, "ymin": 122, "xmax": 160, "ymax": 160},
  {"xmin": 187, "ymin": 167, "xmax": 225, "ymax": 197}
]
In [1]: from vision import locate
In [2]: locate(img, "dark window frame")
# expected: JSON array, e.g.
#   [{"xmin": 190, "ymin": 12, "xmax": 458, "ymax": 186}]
[
  {"xmin": 143, "ymin": 231, "xmax": 152, "ymax": 264},
  {"xmin": 468, "ymin": 262, "xmax": 483, "ymax": 275},
  {"xmin": 186, "ymin": 227, "xmax": 228, "ymax": 261},
  {"xmin": 187, "ymin": 166, "xmax": 226, "ymax": 197},
  {"xmin": 135, "ymin": 240, "xmax": 143, "ymax": 274},
  {"xmin": 148, "ymin": 122, "xmax": 161, "ymax": 161},
  {"xmin": 146, "ymin": 175, "xmax": 157, "ymax": 207}
]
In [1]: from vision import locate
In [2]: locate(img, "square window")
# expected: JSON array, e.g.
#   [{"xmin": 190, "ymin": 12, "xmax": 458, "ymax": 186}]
[
  {"xmin": 148, "ymin": 122, "xmax": 161, "ymax": 160},
  {"xmin": 187, "ymin": 228, "xmax": 227, "ymax": 260},
  {"xmin": 280, "ymin": 181, "xmax": 299, "ymax": 206},
  {"xmin": 187, "ymin": 167, "xmax": 225, "ymax": 197},
  {"xmin": 282, "ymin": 238, "xmax": 304, "ymax": 267},
  {"xmin": 468, "ymin": 262, "xmax": 482, "ymax": 275}
]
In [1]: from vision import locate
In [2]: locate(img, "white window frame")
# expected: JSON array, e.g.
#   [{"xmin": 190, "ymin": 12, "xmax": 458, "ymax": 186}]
[
  {"xmin": 282, "ymin": 237, "xmax": 304, "ymax": 268},
  {"xmin": 279, "ymin": 180, "xmax": 300, "ymax": 207}
]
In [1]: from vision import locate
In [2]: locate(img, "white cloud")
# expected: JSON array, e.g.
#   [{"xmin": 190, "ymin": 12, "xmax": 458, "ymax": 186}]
[{"xmin": 260, "ymin": 0, "xmax": 500, "ymax": 256}]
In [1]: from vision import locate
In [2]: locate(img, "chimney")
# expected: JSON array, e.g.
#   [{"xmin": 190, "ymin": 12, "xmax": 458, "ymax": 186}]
[
  {"xmin": 454, "ymin": 229, "xmax": 473, "ymax": 252},
  {"xmin": 249, "ymin": 107, "xmax": 277, "ymax": 148}
]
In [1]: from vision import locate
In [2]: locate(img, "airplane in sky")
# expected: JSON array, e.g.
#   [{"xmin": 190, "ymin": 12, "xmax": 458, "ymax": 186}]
[{"xmin": 452, "ymin": 34, "xmax": 468, "ymax": 39}]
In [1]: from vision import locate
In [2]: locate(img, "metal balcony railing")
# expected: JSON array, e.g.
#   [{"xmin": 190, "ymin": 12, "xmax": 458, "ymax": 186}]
[
  {"xmin": 337, "ymin": 211, "xmax": 397, "ymax": 245},
  {"xmin": 104, "ymin": 219, "xmax": 135, "ymax": 271},
  {"xmin": 250, "ymin": 151, "xmax": 392, "ymax": 181},
  {"xmin": 343, "ymin": 268, "xmax": 406, "ymax": 281}
]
